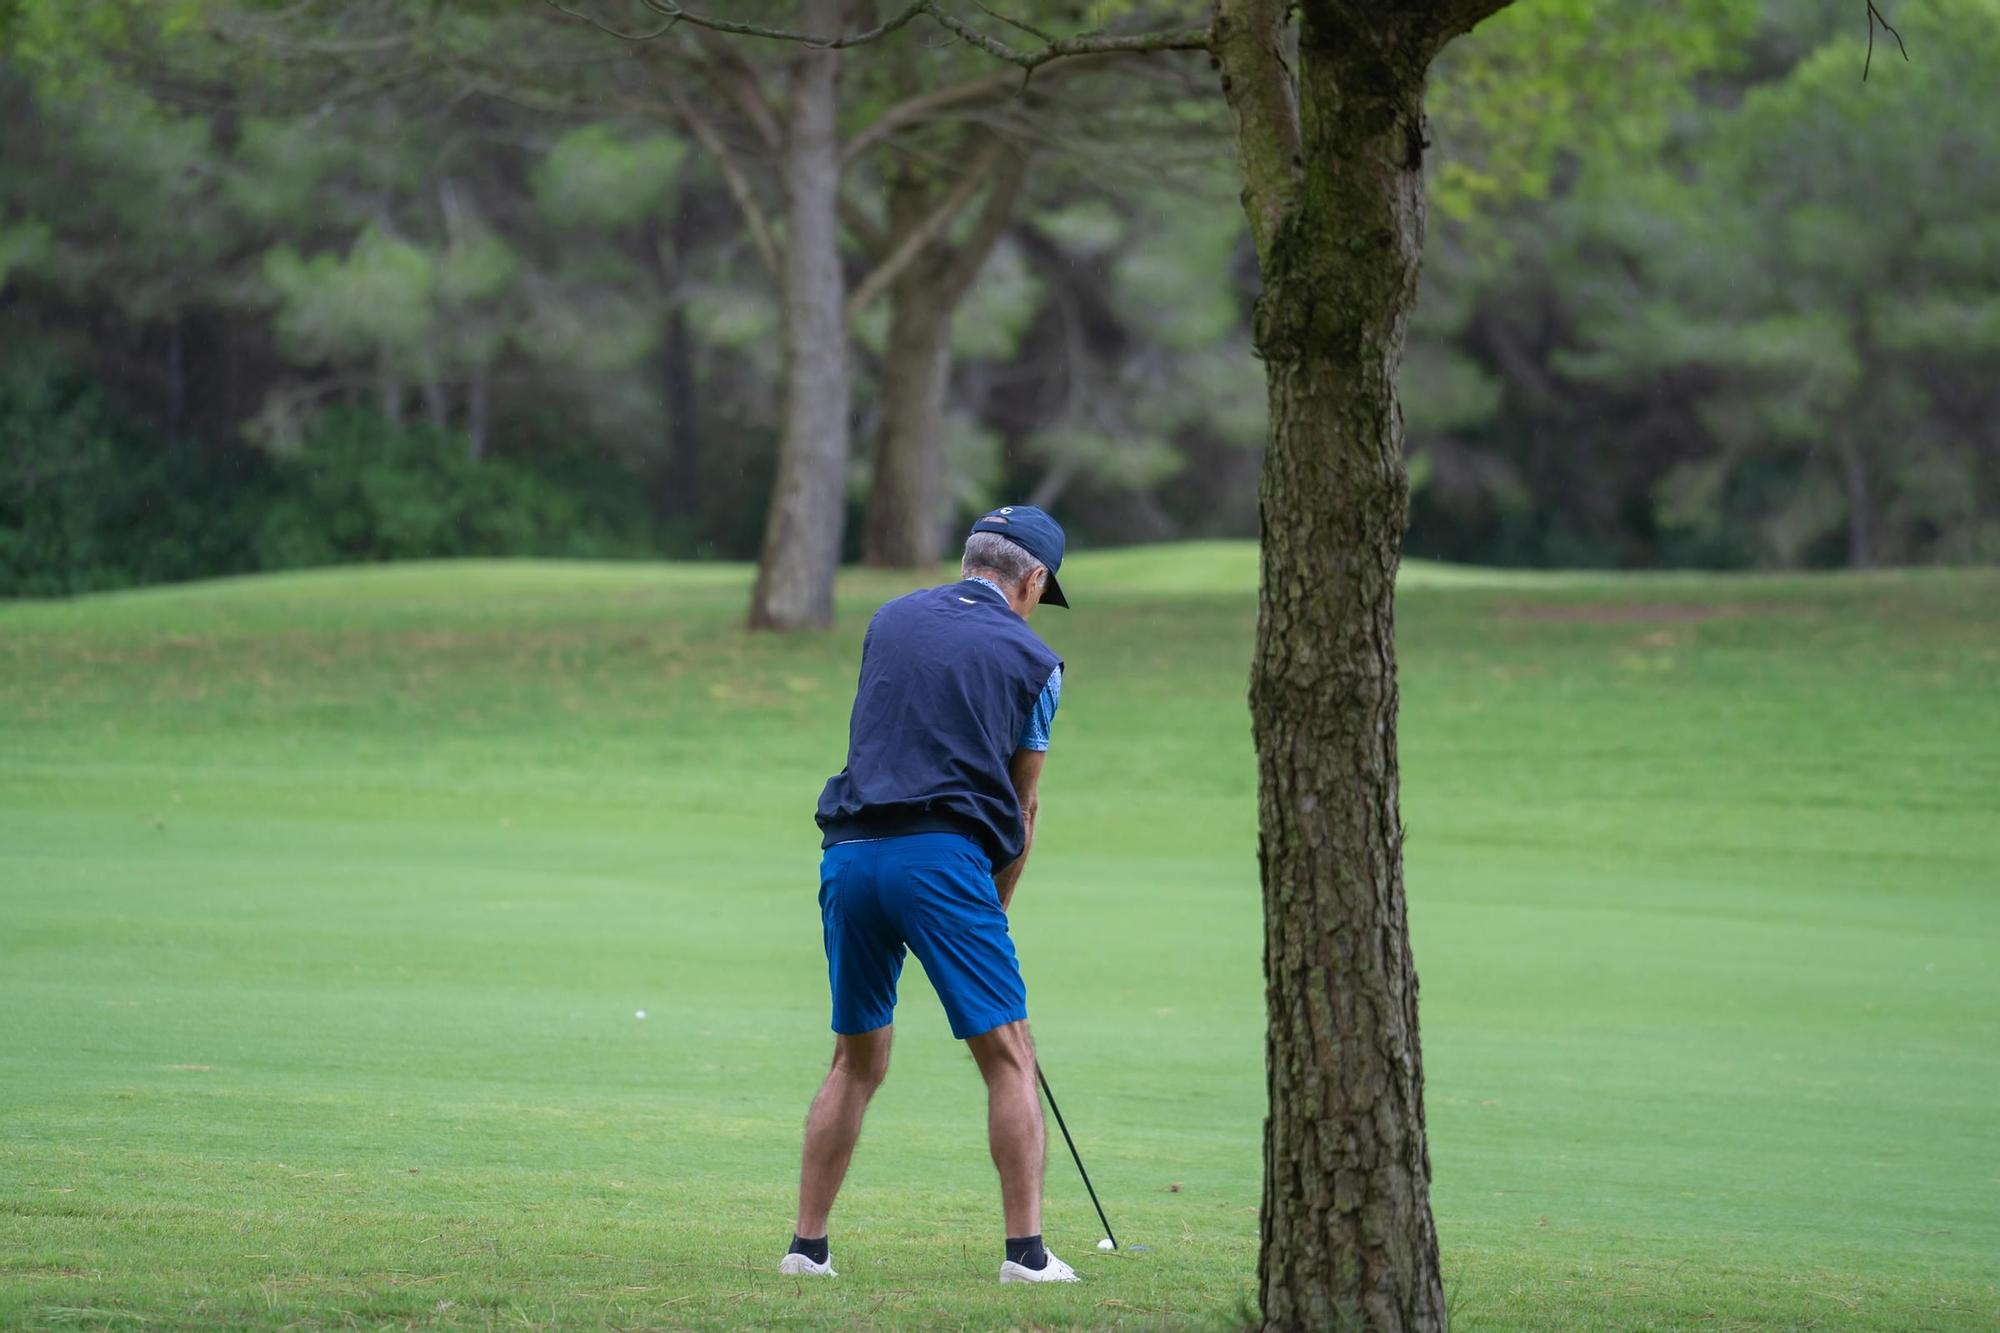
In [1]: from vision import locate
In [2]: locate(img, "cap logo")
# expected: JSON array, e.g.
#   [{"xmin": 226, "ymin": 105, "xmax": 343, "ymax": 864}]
[{"xmin": 1000, "ymin": 507, "xmax": 1014, "ymax": 514}]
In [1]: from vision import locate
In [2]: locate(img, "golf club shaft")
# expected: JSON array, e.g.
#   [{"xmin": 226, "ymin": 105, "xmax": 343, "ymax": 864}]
[{"xmin": 1035, "ymin": 1062, "xmax": 1118, "ymax": 1250}]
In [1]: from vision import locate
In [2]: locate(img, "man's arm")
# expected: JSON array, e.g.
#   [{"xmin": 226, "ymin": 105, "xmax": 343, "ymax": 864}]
[{"xmin": 993, "ymin": 747, "xmax": 1043, "ymax": 912}]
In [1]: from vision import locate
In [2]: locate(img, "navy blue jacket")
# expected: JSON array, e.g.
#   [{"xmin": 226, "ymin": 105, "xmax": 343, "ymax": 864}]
[{"xmin": 816, "ymin": 579, "xmax": 1063, "ymax": 869}]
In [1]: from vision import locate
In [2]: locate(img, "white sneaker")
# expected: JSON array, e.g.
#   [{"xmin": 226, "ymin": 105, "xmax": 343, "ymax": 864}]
[
  {"xmin": 778, "ymin": 1251, "xmax": 836, "ymax": 1278},
  {"xmin": 999, "ymin": 1249, "xmax": 1080, "ymax": 1284}
]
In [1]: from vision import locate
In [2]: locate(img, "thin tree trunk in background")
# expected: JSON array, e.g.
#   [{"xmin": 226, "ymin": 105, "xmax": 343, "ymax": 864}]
[
  {"xmin": 748, "ymin": 0, "xmax": 850, "ymax": 631},
  {"xmin": 423, "ymin": 378, "xmax": 450, "ymax": 432},
  {"xmin": 467, "ymin": 366, "xmax": 489, "ymax": 461},
  {"xmin": 1220, "ymin": 1, "xmax": 1469, "ymax": 1327},
  {"xmin": 1839, "ymin": 434, "xmax": 1875, "ymax": 568},
  {"xmin": 1026, "ymin": 462, "xmax": 1073, "ymax": 511},
  {"xmin": 662, "ymin": 304, "xmax": 699, "ymax": 513},
  {"xmin": 379, "ymin": 368, "xmax": 404, "ymax": 429},
  {"xmin": 862, "ymin": 149, "xmax": 1026, "ymax": 569},
  {"xmin": 662, "ymin": 207, "xmax": 700, "ymax": 518},
  {"xmin": 167, "ymin": 317, "xmax": 185, "ymax": 438},
  {"xmin": 862, "ymin": 166, "xmax": 949, "ymax": 569},
  {"xmin": 864, "ymin": 277, "xmax": 952, "ymax": 567}
]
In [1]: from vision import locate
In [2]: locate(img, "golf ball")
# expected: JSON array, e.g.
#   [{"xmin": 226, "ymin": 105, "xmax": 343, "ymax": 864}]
[
  {"xmin": 634, "ymin": 1010, "xmax": 647, "ymax": 1020},
  {"xmin": 1097, "ymin": 1238, "xmax": 1115, "ymax": 1251}
]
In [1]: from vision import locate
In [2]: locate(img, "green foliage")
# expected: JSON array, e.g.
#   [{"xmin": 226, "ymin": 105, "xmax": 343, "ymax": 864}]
[
  {"xmin": 950, "ymin": 241, "xmax": 1043, "ymax": 361},
  {"xmin": 437, "ymin": 231, "xmax": 521, "ymax": 307},
  {"xmin": 1550, "ymin": 0, "xmax": 2000, "ymax": 565},
  {"xmin": 1430, "ymin": 0, "xmax": 1759, "ymax": 222},
  {"xmin": 0, "ymin": 367, "xmax": 126, "ymax": 596},
  {"xmin": 0, "ymin": 358, "xmax": 268, "ymax": 596},
  {"xmin": 681, "ymin": 284, "xmax": 777, "ymax": 352},
  {"xmin": 224, "ymin": 116, "xmax": 352, "ymax": 227},
  {"xmin": 1034, "ymin": 199, "xmax": 1126, "ymax": 256},
  {"xmin": 0, "ymin": 350, "xmax": 656, "ymax": 596},
  {"xmin": 1162, "ymin": 344, "xmax": 1267, "ymax": 450},
  {"xmin": 6, "ymin": 0, "xmax": 1996, "ymax": 585},
  {"xmin": 264, "ymin": 229, "xmax": 439, "ymax": 363},
  {"xmin": 1401, "ymin": 342, "xmax": 1503, "ymax": 436},
  {"xmin": 0, "ymin": 220, "xmax": 50, "ymax": 290},
  {"xmin": 255, "ymin": 409, "xmax": 639, "ymax": 568},
  {"xmin": 1110, "ymin": 205, "xmax": 1243, "ymax": 352},
  {"xmin": 942, "ymin": 412, "xmax": 1007, "ymax": 512},
  {"xmin": 534, "ymin": 125, "xmax": 686, "ymax": 230},
  {"xmin": 1026, "ymin": 424, "xmax": 1183, "ymax": 491},
  {"xmin": 0, "ymin": 0, "xmax": 207, "ymax": 93}
]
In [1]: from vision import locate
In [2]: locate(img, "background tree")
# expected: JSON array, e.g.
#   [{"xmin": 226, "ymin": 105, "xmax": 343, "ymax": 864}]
[
  {"xmin": 12, "ymin": 1, "xmax": 1980, "ymax": 597},
  {"xmin": 1550, "ymin": 0, "xmax": 1999, "ymax": 566}
]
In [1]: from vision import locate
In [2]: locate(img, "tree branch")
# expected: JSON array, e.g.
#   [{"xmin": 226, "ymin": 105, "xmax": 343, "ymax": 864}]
[
  {"xmin": 845, "ymin": 142, "xmax": 1004, "ymax": 322},
  {"xmin": 839, "ymin": 195, "xmax": 890, "ymax": 258},
  {"xmin": 969, "ymin": 1, "xmax": 1053, "ymax": 45},
  {"xmin": 547, "ymin": 0, "xmax": 1214, "ymax": 72},
  {"xmin": 843, "ymin": 70, "xmax": 1017, "ymax": 163},
  {"xmin": 1863, "ymin": 0, "xmax": 1908, "ymax": 81},
  {"xmin": 920, "ymin": 6, "xmax": 1211, "ymax": 72},
  {"xmin": 1425, "ymin": 0, "xmax": 1523, "ymax": 46},
  {"xmin": 938, "ymin": 145, "xmax": 1028, "ymax": 304},
  {"xmin": 663, "ymin": 82, "xmax": 782, "ymax": 279},
  {"xmin": 634, "ymin": 0, "xmax": 929, "ymax": 48},
  {"xmin": 1212, "ymin": 0, "xmax": 1301, "ymax": 265},
  {"xmin": 543, "ymin": 0, "xmax": 681, "ymax": 42},
  {"xmin": 692, "ymin": 30, "xmax": 785, "ymax": 149}
]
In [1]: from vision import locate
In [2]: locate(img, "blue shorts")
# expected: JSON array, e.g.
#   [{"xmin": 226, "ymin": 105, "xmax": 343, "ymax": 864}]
[{"xmin": 819, "ymin": 832, "xmax": 1028, "ymax": 1041}]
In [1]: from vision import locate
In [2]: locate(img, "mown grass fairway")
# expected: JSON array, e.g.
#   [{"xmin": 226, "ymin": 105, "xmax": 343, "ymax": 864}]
[{"xmin": 3, "ymin": 546, "xmax": 1997, "ymax": 1331}]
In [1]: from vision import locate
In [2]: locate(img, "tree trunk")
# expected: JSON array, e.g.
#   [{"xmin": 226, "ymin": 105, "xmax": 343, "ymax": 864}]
[
  {"xmin": 747, "ymin": 1, "xmax": 851, "ymax": 631},
  {"xmin": 861, "ymin": 149, "xmax": 1026, "ymax": 569},
  {"xmin": 1228, "ymin": 4, "xmax": 1450, "ymax": 1329},
  {"xmin": 379, "ymin": 367, "xmax": 404, "ymax": 430},
  {"xmin": 661, "ymin": 208, "xmax": 700, "ymax": 518},
  {"xmin": 1838, "ymin": 434, "xmax": 1874, "ymax": 569},
  {"xmin": 167, "ymin": 317, "xmax": 186, "ymax": 438},
  {"xmin": 864, "ymin": 290, "xmax": 952, "ymax": 567},
  {"xmin": 422, "ymin": 378, "xmax": 450, "ymax": 432},
  {"xmin": 860, "ymin": 171, "xmax": 952, "ymax": 564},
  {"xmin": 466, "ymin": 365, "xmax": 490, "ymax": 462}
]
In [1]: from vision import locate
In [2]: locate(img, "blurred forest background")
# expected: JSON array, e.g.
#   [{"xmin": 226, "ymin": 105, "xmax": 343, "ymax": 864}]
[{"xmin": 4, "ymin": 0, "xmax": 1997, "ymax": 598}]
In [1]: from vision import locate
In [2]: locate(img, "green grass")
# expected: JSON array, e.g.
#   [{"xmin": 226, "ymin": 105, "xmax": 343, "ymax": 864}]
[{"xmin": 3, "ymin": 545, "xmax": 1996, "ymax": 1331}]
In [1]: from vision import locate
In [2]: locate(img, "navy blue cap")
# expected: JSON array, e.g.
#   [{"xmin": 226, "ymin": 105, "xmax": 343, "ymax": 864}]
[{"xmin": 968, "ymin": 504, "xmax": 1068, "ymax": 608}]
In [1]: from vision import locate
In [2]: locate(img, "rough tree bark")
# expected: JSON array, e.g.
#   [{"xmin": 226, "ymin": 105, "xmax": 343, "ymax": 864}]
[
  {"xmin": 747, "ymin": 0, "xmax": 853, "ymax": 631},
  {"xmin": 866, "ymin": 251, "xmax": 953, "ymax": 567},
  {"xmin": 862, "ymin": 148, "xmax": 1026, "ymax": 569},
  {"xmin": 1217, "ymin": 1, "xmax": 1509, "ymax": 1327}
]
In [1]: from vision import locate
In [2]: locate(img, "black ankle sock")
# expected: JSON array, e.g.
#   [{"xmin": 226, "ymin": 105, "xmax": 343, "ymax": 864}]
[
  {"xmin": 789, "ymin": 1234, "xmax": 829, "ymax": 1265},
  {"xmin": 1005, "ymin": 1234, "xmax": 1047, "ymax": 1270}
]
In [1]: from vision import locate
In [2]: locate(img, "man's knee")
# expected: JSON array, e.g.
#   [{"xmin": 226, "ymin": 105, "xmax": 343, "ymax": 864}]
[
  {"xmin": 966, "ymin": 1019, "xmax": 1035, "ymax": 1085},
  {"xmin": 831, "ymin": 1029, "xmax": 892, "ymax": 1090}
]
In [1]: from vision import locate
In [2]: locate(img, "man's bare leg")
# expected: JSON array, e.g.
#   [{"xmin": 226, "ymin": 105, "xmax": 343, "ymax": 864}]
[
  {"xmin": 794, "ymin": 1025, "xmax": 893, "ymax": 1238},
  {"xmin": 966, "ymin": 1019, "xmax": 1044, "ymax": 1238}
]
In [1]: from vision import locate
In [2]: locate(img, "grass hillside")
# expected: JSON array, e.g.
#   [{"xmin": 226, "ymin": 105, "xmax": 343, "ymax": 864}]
[{"xmin": 3, "ymin": 547, "xmax": 1996, "ymax": 1330}]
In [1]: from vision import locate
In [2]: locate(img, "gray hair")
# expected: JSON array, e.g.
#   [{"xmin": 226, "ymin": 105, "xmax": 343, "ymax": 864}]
[{"xmin": 962, "ymin": 531, "xmax": 1039, "ymax": 588}]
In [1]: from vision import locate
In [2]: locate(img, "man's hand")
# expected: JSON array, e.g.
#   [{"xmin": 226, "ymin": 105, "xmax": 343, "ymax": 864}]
[{"xmin": 994, "ymin": 748, "xmax": 1044, "ymax": 912}]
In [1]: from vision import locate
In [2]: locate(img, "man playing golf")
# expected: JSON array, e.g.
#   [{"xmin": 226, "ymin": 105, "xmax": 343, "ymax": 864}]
[{"xmin": 779, "ymin": 505, "xmax": 1079, "ymax": 1285}]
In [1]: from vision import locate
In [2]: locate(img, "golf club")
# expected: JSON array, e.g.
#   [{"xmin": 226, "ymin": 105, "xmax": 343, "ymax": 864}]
[{"xmin": 1035, "ymin": 1061, "xmax": 1120, "ymax": 1251}]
